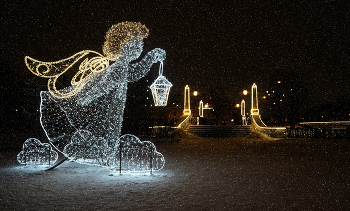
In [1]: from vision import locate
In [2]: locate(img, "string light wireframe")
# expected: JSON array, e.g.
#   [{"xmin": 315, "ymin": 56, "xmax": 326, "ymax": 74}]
[
  {"xmin": 199, "ymin": 100, "xmax": 204, "ymax": 117},
  {"xmin": 150, "ymin": 61, "xmax": 172, "ymax": 106},
  {"xmin": 17, "ymin": 138, "xmax": 58, "ymax": 165},
  {"xmin": 241, "ymin": 100, "xmax": 247, "ymax": 125},
  {"xmin": 251, "ymin": 83, "xmax": 259, "ymax": 115},
  {"xmin": 21, "ymin": 22, "xmax": 166, "ymax": 170},
  {"xmin": 25, "ymin": 50, "xmax": 109, "ymax": 99},
  {"xmin": 107, "ymin": 134, "xmax": 165, "ymax": 172},
  {"xmin": 184, "ymin": 85, "xmax": 191, "ymax": 115}
]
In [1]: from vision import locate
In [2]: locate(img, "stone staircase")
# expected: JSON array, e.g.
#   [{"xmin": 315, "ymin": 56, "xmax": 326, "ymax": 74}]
[{"xmin": 184, "ymin": 125, "xmax": 253, "ymax": 137}]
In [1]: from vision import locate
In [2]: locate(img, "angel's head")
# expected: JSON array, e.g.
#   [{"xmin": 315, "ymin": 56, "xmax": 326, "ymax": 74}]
[{"xmin": 102, "ymin": 22, "xmax": 149, "ymax": 61}]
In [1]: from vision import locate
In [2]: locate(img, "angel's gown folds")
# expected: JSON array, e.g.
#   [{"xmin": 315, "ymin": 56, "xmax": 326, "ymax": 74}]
[{"xmin": 40, "ymin": 56, "xmax": 155, "ymax": 164}]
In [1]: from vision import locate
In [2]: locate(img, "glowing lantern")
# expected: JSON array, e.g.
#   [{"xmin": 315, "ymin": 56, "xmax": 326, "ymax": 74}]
[{"xmin": 150, "ymin": 61, "xmax": 172, "ymax": 106}]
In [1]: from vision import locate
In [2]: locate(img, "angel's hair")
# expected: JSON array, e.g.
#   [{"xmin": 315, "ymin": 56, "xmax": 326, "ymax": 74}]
[{"xmin": 102, "ymin": 22, "xmax": 149, "ymax": 61}]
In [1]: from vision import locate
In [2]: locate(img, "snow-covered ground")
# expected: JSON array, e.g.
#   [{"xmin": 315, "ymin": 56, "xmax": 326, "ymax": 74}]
[{"xmin": 1, "ymin": 134, "xmax": 349, "ymax": 210}]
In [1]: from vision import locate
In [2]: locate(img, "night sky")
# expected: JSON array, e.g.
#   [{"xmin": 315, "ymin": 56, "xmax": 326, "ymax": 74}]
[{"xmin": 1, "ymin": 0, "xmax": 350, "ymax": 107}]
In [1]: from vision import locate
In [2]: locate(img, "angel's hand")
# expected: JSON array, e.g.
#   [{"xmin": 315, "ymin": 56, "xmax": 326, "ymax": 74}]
[{"xmin": 149, "ymin": 48, "xmax": 166, "ymax": 63}]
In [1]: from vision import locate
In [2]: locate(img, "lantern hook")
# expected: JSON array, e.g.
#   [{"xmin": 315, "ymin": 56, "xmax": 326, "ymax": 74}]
[{"xmin": 159, "ymin": 61, "xmax": 163, "ymax": 76}]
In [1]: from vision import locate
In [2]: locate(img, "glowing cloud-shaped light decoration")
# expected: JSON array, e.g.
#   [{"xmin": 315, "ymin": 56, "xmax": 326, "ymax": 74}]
[
  {"xmin": 107, "ymin": 134, "xmax": 165, "ymax": 172},
  {"xmin": 150, "ymin": 61, "xmax": 172, "ymax": 106},
  {"xmin": 21, "ymin": 22, "xmax": 166, "ymax": 170},
  {"xmin": 17, "ymin": 138, "xmax": 58, "ymax": 165}
]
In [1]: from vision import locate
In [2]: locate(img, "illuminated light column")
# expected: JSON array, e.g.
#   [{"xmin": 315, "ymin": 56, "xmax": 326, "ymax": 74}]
[
  {"xmin": 251, "ymin": 83, "xmax": 259, "ymax": 115},
  {"xmin": 199, "ymin": 100, "xmax": 204, "ymax": 117},
  {"xmin": 241, "ymin": 99, "xmax": 246, "ymax": 125},
  {"xmin": 183, "ymin": 85, "xmax": 191, "ymax": 115}
]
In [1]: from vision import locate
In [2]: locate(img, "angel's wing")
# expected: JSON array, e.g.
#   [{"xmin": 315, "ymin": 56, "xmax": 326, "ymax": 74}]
[
  {"xmin": 25, "ymin": 50, "xmax": 109, "ymax": 99},
  {"xmin": 25, "ymin": 50, "xmax": 92, "ymax": 78}
]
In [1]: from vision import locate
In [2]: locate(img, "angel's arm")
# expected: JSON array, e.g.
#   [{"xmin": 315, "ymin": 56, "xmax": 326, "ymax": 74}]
[{"xmin": 127, "ymin": 48, "xmax": 166, "ymax": 82}]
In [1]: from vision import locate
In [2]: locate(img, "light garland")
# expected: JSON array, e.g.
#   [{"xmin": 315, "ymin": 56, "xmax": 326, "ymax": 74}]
[
  {"xmin": 150, "ymin": 61, "xmax": 172, "ymax": 106},
  {"xmin": 20, "ymin": 22, "xmax": 166, "ymax": 171}
]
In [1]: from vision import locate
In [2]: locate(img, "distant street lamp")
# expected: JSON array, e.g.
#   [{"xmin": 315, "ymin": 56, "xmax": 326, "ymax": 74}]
[
  {"xmin": 193, "ymin": 91, "xmax": 198, "ymax": 96},
  {"xmin": 243, "ymin": 90, "xmax": 248, "ymax": 95}
]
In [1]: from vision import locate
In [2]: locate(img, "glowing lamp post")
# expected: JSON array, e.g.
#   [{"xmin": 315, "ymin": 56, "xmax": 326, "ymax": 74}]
[
  {"xmin": 183, "ymin": 85, "xmax": 191, "ymax": 115},
  {"xmin": 150, "ymin": 61, "xmax": 172, "ymax": 106},
  {"xmin": 199, "ymin": 100, "xmax": 204, "ymax": 117}
]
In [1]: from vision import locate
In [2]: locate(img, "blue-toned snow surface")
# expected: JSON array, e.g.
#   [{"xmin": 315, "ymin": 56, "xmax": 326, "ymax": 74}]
[{"xmin": 1, "ymin": 135, "xmax": 349, "ymax": 210}]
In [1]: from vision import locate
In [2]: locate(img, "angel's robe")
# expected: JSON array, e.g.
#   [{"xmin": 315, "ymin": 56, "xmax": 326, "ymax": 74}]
[{"xmin": 40, "ymin": 58, "xmax": 152, "ymax": 154}]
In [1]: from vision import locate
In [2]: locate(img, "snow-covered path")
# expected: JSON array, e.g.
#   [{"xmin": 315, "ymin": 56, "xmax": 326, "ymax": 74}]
[{"xmin": 1, "ymin": 136, "xmax": 349, "ymax": 210}]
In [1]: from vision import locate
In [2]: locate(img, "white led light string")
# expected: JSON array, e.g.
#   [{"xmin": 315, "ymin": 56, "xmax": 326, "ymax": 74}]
[
  {"xmin": 18, "ymin": 22, "xmax": 166, "ymax": 172},
  {"xmin": 150, "ymin": 61, "xmax": 172, "ymax": 106}
]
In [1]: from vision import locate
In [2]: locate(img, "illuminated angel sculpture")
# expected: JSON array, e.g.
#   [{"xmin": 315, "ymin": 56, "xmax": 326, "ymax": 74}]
[{"xmin": 23, "ymin": 22, "xmax": 166, "ymax": 170}]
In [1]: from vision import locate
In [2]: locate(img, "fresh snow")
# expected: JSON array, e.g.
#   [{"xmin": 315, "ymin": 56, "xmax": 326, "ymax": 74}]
[{"xmin": 1, "ymin": 135, "xmax": 349, "ymax": 210}]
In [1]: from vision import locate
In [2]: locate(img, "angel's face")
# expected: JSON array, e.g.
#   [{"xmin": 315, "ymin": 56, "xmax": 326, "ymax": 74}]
[{"xmin": 122, "ymin": 39, "xmax": 144, "ymax": 61}]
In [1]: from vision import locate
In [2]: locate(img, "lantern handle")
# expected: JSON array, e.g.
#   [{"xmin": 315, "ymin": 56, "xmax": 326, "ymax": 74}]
[{"xmin": 159, "ymin": 61, "xmax": 163, "ymax": 76}]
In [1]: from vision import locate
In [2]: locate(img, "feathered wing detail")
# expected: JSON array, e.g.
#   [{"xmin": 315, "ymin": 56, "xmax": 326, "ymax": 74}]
[{"xmin": 25, "ymin": 50, "xmax": 109, "ymax": 98}]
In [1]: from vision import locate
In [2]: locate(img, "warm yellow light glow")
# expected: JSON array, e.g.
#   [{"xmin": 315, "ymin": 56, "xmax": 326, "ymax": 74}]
[
  {"xmin": 193, "ymin": 91, "xmax": 198, "ymax": 96},
  {"xmin": 205, "ymin": 103, "xmax": 209, "ymax": 108},
  {"xmin": 278, "ymin": 81, "xmax": 281, "ymax": 83},
  {"xmin": 243, "ymin": 90, "xmax": 248, "ymax": 95},
  {"xmin": 236, "ymin": 104, "xmax": 240, "ymax": 108},
  {"xmin": 25, "ymin": 22, "xmax": 151, "ymax": 99},
  {"xmin": 199, "ymin": 100, "xmax": 204, "ymax": 117},
  {"xmin": 263, "ymin": 96, "xmax": 266, "ymax": 99},
  {"xmin": 25, "ymin": 50, "xmax": 109, "ymax": 99},
  {"xmin": 251, "ymin": 83, "xmax": 259, "ymax": 115},
  {"xmin": 241, "ymin": 100, "xmax": 245, "ymax": 116},
  {"xmin": 183, "ymin": 85, "xmax": 191, "ymax": 115},
  {"xmin": 102, "ymin": 22, "xmax": 149, "ymax": 61},
  {"xmin": 241, "ymin": 99, "xmax": 246, "ymax": 125}
]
